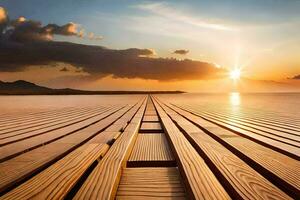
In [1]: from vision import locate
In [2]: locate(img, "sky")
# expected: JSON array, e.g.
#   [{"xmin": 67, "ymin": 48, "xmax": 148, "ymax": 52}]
[{"xmin": 0, "ymin": 0, "xmax": 299, "ymax": 92}]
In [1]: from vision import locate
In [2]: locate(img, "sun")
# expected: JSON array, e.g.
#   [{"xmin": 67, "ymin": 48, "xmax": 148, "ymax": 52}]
[{"xmin": 230, "ymin": 68, "xmax": 241, "ymax": 80}]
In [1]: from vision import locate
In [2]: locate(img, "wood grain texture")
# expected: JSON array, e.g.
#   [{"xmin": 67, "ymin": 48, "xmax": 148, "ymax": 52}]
[
  {"xmin": 159, "ymin": 101, "xmax": 291, "ymax": 200},
  {"xmin": 0, "ymin": 107, "xmax": 84, "ymax": 127},
  {"xmin": 117, "ymin": 197, "xmax": 186, "ymax": 200},
  {"xmin": 140, "ymin": 122, "xmax": 162, "ymax": 132},
  {"xmin": 143, "ymin": 115, "xmax": 159, "ymax": 122},
  {"xmin": 0, "ymin": 107, "xmax": 109, "ymax": 146},
  {"xmin": 1, "ymin": 94, "xmax": 298, "ymax": 200},
  {"xmin": 166, "ymin": 102, "xmax": 300, "ymax": 198},
  {"xmin": 0, "ymin": 104, "xmax": 136, "ymax": 193},
  {"xmin": 195, "ymin": 111, "xmax": 300, "ymax": 146},
  {"xmin": 177, "ymin": 103, "xmax": 300, "ymax": 130},
  {"xmin": 0, "ymin": 107, "xmax": 98, "ymax": 135},
  {"xmin": 116, "ymin": 168, "xmax": 186, "ymax": 199},
  {"xmin": 144, "ymin": 110, "xmax": 158, "ymax": 116},
  {"xmin": 196, "ymin": 109, "xmax": 300, "ymax": 136},
  {"xmin": 152, "ymin": 97, "xmax": 230, "ymax": 200},
  {"xmin": 224, "ymin": 137, "xmax": 300, "ymax": 195},
  {"xmin": 73, "ymin": 98, "xmax": 146, "ymax": 200},
  {"xmin": 1, "ymin": 144, "xmax": 109, "ymax": 200},
  {"xmin": 128, "ymin": 133, "xmax": 174, "ymax": 167},
  {"xmin": 0, "ymin": 106, "xmax": 121, "ymax": 162},
  {"xmin": 179, "ymin": 105, "xmax": 300, "ymax": 158},
  {"xmin": 205, "ymin": 107, "xmax": 300, "ymax": 128}
]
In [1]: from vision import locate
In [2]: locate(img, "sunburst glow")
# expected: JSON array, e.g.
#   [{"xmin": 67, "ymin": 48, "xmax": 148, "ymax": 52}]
[{"xmin": 230, "ymin": 68, "xmax": 241, "ymax": 80}]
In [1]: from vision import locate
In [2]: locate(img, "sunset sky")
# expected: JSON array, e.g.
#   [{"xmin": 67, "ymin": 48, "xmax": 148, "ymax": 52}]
[{"xmin": 0, "ymin": 0, "xmax": 299, "ymax": 92}]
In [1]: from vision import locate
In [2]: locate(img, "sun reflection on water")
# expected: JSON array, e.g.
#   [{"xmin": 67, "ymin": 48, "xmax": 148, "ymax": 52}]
[{"xmin": 230, "ymin": 92, "xmax": 240, "ymax": 106}]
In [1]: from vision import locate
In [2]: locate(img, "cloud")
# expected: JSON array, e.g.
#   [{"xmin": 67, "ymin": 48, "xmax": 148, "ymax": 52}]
[
  {"xmin": 0, "ymin": 7, "xmax": 7, "ymax": 23},
  {"xmin": 0, "ymin": 7, "xmax": 8, "ymax": 36},
  {"xmin": 0, "ymin": 7, "xmax": 102, "ymax": 42},
  {"xmin": 135, "ymin": 2, "xmax": 236, "ymax": 31},
  {"xmin": 44, "ymin": 22, "xmax": 80, "ymax": 36},
  {"xmin": 6, "ymin": 20, "xmax": 84, "ymax": 42},
  {"xmin": 88, "ymin": 32, "xmax": 103, "ymax": 40},
  {"xmin": 60, "ymin": 67, "xmax": 69, "ymax": 72},
  {"xmin": 0, "ymin": 7, "xmax": 224, "ymax": 81},
  {"xmin": 291, "ymin": 74, "xmax": 300, "ymax": 80},
  {"xmin": 173, "ymin": 49, "xmax": 189, "ymax": 55},
  {"xmin": 0, "ymin": 41, "xmax": 224, "ymax": 80}
]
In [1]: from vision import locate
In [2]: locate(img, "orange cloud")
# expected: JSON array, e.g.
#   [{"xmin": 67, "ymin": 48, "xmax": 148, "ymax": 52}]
[
  {"xmin": 290, "ymin": 74, "xmax": 300, "ymax": 80},
  {"xmin": 0, "ymin": 7, "xmax": 7, "ymax": 23}
]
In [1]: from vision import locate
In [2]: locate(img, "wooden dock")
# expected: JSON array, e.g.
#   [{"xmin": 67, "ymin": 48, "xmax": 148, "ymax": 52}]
[{"xmin": 0, "ymin": 95, "xmax": 299, "ymax": 199}]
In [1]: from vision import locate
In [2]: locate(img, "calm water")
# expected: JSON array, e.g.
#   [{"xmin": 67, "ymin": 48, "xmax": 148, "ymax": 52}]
[{"xmin": 0, "ymin": 93, "xmax": 299, "ymax": 122}]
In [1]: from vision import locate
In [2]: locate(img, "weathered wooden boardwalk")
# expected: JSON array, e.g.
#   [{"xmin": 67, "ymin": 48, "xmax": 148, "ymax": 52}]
[{"xmin": 0, "ymin": 95, "xmax": 299, "ymax": 199}]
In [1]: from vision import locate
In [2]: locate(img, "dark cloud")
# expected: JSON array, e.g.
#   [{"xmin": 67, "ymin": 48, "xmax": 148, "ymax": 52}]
[
  {"xmin": 0, "ymin": 7, "xmax": 101, "ymax": 42},
  {"xmin": 5, "ymin": 19, "xmax": 83, "ymax": 42},
  {"xmin": 0, "ymin": 7, "xmax": 224, "ymax": 81},
  {"xmin": 60, "ymin": 67, "xmax": 69, "ymax": 72},
  {"xmin": 173, "ymin": 49, "xmax": 189, "ymax": 55},
  {"xmin": 0, "ymin": 41, "xmax": 224, "ymax": 80},
  {"xmin": 75, "ymin": 69, "xmax": 83, "ymax": 73},
  {"xmin": 291, "ymin": 74, "xmax": 300, "ymax": 80}
]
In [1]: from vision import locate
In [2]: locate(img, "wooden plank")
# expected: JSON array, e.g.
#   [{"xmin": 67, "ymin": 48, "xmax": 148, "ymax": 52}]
[
  {"xmin": 144, "ymin": 110, "xmax": 157, "ymax": 116},
  {"xmin": 165, "ymin": 102, "xmax": 300, "ymax": 198},
  {"xmin": 146, "ymin": 106, "xmax": 155, "ymax": 109},
  {"xmin": 0, "ymin": 107, "xmax": 103, "ymax": 136},
  {"xmin": 87, "ymin": 103, "xmax": 145, "ymax": 146},
  {"xmin": 195, "ymin": 111, "xmax": 300, "ymax": 145},
  {"xmin": 177, "ymin": 105, "xmax": 300, "ymax": 158},
  {"xmin": 0, "ymin": 107, "xmax": 80, "ymax": 125},
  {"xmin": 224, "ymin": 108, "xmax": 300, "ymax": 124},
  {"xmin": 143, "ymin": 115, "xmax": 159, "ymax": 122},
  {"xmin": 116, "ymin": 196, "xmax": 186, "ymax": 200},
  {"xmin": 0, "ymin": 102, "xmax": 141, "ymax": 193},
  {"xmin": 0, "ymin": 107, "xmax": 96, "ymax": 134},
  {"xmin": 222, "ymin": 137, "xmax": 300, "ymax": 197},
  {"xmin": 144, "ymin": 101, "xmax": 157, "ymax": 116},
  {"xmin": 0, "ymin": 107, "xmax": 90, "ymax": 129},
  {"xmin": 197, "ymin": 109, "xmax": 300, "ymax": 136},
  {"xmin": 145, "ymin": 108, "xmax": 155, "ymax": 111},
  {"xmin": 0, "ymin": 107, "xmax": 110, "ymax": 146},
  {"xmin": 197, "ymin": 113, "xmax": 300, "ymax": 157},
  {"xmin": 73, "ymin": 98, "xmax": 146, "ymax": 200},
  {"xmin": 140, "ymin": 122, "xmax": 162, "ymax": 132},
  {"xmin": 128, "ymin": 133, "xmax": 175, "ymax": 167},
  {"xmin": 116, "ymin": 168, "xmax": 186, "ymax": 199},
  {"xmin": 1, "ymin": 144, "xmax": 109, "ymax": 200},
  {"xmin": 0, "ymin": 143, "xmax": 74, "ymax": 194},
  {"xmin": 158, "ymin": 101, "xmax": 291, "ymax": 200},
  {"xmin": 152, "ymin": 97, "xmax": 230, "ymax": 200},
  {"xmin": 0, "ymin": 106, "xmax": 121, "ymax": 162},
  {"xmin": 205, "ymin": 107, "xmax": 300, "ymax": 131},
  {"xmin": 184, "ymin": 104, "xmax": 300, "ymax": 130}
]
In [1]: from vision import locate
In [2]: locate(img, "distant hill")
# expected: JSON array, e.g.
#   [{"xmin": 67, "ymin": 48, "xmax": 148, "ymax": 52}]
[{"xmin": 0, "ymin": 80, "xmax": 185, "ymax": 95}]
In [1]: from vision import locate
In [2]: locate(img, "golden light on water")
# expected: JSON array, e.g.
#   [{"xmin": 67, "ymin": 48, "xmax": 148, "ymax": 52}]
[{"xmin": 230, "ymin": 92, "xmax": 240, "ymax": 106}]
